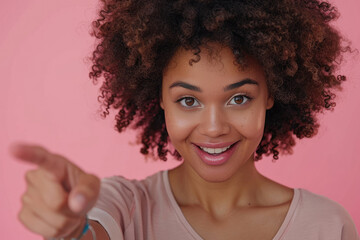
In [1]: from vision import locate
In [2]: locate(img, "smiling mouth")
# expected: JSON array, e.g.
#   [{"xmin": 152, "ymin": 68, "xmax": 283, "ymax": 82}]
[{"xmin": 195, "ymin": 142, "xmax": 238, "ymax": 156}]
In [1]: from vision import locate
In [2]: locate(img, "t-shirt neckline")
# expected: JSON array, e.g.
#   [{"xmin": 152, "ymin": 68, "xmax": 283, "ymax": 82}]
[{"xmin": 162, "ymin": 169, "xmax": 301, "ymax": 240}]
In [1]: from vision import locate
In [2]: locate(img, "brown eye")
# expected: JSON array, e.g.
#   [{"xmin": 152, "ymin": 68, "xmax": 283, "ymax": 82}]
[
  {"xmin": 184, "ymin": 97, "xmax": 195, "ymax": 106},
  {"xmin": 228, "ymin": 95, "xmax": 251, "ymax": 105},
  {"xmin": 234, "ymin": 96, "xmax": 244, "ymax": 104},
  {"xmin": 177, "ymin": 97, "xmax": 200, "ymax": 108}
]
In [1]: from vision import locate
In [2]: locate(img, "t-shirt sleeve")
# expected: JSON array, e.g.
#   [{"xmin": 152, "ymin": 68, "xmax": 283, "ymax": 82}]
[
  {"xmin": 284, "ymin": 189, "xmax": 359, "ymax": 239},
  {"xmin": 339, "ymin": 207, "xmax": 360, "ymax": 240},
  {"xmin": 87, "ymin": 176, "xmax": 136, "ymax": 240},
  {"xmin": 323, "ymin": 197, "xmax": 359, "ymax": 240}
]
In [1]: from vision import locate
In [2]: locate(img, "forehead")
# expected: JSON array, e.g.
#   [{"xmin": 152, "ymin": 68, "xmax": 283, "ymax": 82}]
[{"xmin": 162, "ymin": 44, "xmax": 267, "ymax": 87}]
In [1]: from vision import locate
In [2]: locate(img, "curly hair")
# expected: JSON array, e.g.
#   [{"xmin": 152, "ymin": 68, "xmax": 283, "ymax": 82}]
[{"xmin": 89, "ymin": 0, "xmax": 352, "ymax": 161}]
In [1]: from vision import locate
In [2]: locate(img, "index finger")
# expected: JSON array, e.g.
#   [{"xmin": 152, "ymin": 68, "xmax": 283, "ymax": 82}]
[{"xmin": 9, "ymin": 142, "xmax": 65, "ymax": 180}]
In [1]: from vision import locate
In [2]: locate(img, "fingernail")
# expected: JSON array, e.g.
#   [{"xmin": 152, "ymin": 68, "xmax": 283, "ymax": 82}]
[{"xmin": 72, "ymin": 194, "xmax": 86, "ymax": 212}]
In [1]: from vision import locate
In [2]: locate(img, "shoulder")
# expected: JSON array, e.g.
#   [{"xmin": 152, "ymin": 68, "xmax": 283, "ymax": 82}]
[
  {"xmin": 293, "ymin": 188, "xmax": 359, "ymax": 239},
  {"xmin": 299, "ymin": 189, "xmax": 352, "ymax": 220},
  {"xmin": 87, "ymin": 171, "xmax": 166, "ymax": 238},
  {"xmin": 99, "ymin": 170, "xmax": 165, "ymax": 202}
]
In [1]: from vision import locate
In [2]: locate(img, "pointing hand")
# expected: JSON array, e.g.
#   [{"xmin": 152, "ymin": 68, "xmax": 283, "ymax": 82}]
[{"xmin": 10, "ymin": 143, "xmax": 100, "ymax": 239}]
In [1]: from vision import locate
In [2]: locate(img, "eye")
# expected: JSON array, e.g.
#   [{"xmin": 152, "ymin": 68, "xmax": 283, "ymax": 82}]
[
  {"xmin": 228, "ymin": 95, "xmax": 252, "ymax": 105},
  {"xmin": 177, "ymin": 97, "xmax": 200, "ymax": 108}
]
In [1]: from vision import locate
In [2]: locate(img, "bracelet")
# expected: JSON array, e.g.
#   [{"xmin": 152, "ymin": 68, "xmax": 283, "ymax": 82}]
[{"xmin": 51, "ymin": 215, "xmax": 96, "ymax": 240}]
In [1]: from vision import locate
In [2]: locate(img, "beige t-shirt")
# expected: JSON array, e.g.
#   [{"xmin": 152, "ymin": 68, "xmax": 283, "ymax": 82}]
[{"xmin": 88, "ymin": 170, "xmax": 359, "ymax": 240}]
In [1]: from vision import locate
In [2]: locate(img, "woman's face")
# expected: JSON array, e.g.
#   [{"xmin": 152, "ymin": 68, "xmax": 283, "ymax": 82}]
[{"xmin": 161, "ymin": 43, "xmax": 274, "ymax": 182}]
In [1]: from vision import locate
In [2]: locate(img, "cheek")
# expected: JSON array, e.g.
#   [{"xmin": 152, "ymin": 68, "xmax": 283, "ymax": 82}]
[
  {"xmin": 231, "ymin": 108, "xmax": 266, "ymax": 139},
  {"xmin": 164, "ymin": 108, "xmax": 198, "ymax": 144}
]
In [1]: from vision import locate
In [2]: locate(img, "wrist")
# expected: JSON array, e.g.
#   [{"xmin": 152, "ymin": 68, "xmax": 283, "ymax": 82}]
[
  {"xmin": 50, "ymin": 215, "xmax": 93, "ymax": 240},
  {"xmin": 62, "ymin": 216, "xmax": 89, "ymax": 240},
  {"xmin": 70, "ymin": 216, "xmax": 88, "ymax": 240}
]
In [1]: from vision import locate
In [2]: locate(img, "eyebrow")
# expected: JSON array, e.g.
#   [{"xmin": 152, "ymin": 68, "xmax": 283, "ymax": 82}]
[
  {"xmin": 224, "ymin": 78, "xmax": 258, "ymax": 91},
  {"xmin": 169, "ymin": 78, "xmax": 258, "ymax": 92}
]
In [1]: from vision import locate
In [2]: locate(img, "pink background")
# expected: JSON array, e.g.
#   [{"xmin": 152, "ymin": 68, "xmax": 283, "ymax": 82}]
[{"xmin": 1, "ymin": 0, "xmax": 359, "ymax": 238}]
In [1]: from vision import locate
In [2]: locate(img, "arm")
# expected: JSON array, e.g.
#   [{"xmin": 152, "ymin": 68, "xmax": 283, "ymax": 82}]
[{"xmin": 83, "ymin": 220, "xmax": 110, "ymax": 240}]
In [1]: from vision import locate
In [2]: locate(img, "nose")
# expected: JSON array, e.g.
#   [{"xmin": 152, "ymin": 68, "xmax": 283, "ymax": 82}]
[{"xmin": 198, "ymin": 105, "xmax": 231, "ymax": 138}]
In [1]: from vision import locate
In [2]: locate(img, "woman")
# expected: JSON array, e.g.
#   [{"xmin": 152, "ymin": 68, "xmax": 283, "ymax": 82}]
[{"xmin": 10, "ymin": 0, "xmax": 359, "ymax": 239}]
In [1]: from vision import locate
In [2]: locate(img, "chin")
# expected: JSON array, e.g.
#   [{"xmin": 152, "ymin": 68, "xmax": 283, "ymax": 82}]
[
  {"xmin": 194, "ymin": 162, "xmax": 244, "ymax": 183},
  {"xmin": 201, "ymin": 174, "xmax": 234, "ymax": 183}
]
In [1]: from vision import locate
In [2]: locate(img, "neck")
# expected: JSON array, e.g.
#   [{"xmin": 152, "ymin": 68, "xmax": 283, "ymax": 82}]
[{"xmin": 168, "ymin": 156, "xmax": 267, "ymax": 219}]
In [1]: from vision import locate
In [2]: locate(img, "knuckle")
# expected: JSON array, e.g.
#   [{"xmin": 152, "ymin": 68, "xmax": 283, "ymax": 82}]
[
  {"xmin": 88, "ymin": 174, "xmax": 101, "ymax": 190},
  {"xmin": 53, "ymin": 153, "xmax": 67, "ymax": 162},
  {"xmin": 17, "ymin": 209, "xmax": 25, "ymax": 222},
  {"xmin": 25, "ymin": 170, "xmax": 37, "ymax": 184},
  {"xmin": 18, "ymin": 207, "xmax": 31, "ymax": 226},
  {"xmin": 21, "ymin": 193, "xmax": 31, "ymax": 205}
]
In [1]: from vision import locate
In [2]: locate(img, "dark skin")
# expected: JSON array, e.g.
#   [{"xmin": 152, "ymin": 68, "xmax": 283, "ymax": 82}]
[{"xmin": 162, "ymin": 43, "xmax": 294, "ymax": 239}]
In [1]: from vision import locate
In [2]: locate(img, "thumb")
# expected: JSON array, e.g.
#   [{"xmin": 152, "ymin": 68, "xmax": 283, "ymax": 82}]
[{"xmin": 68, "ymin": 173, "xmax": 100, "ymax": 215}]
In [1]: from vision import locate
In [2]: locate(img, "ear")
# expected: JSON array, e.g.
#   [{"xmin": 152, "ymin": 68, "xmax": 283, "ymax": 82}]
[
  {"xmin": 159, "ymin": 92, "xmax": 164, "ymax": 110},
  {"xmin": 266, "ymin": 95, "xmax": 274, "ymax": 110},
  {"xmin": 160, "ymin": 100, "xmax": 164, "ymax": 110}
]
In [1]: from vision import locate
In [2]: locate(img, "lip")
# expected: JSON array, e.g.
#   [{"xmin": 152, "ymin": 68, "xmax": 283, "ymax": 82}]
[
  {"xmin": 193, "ymin": 141, "xmax": 238, "ymax": 148},
  {"xmin": 192, "ymin": 140, "xmax": 240, "ymax": 166}
]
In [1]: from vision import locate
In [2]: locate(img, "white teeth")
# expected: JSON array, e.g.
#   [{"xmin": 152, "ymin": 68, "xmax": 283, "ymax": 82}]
[{"xmin": 200, "ymin": 145, "xmax": 231, "ymax": 155}]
